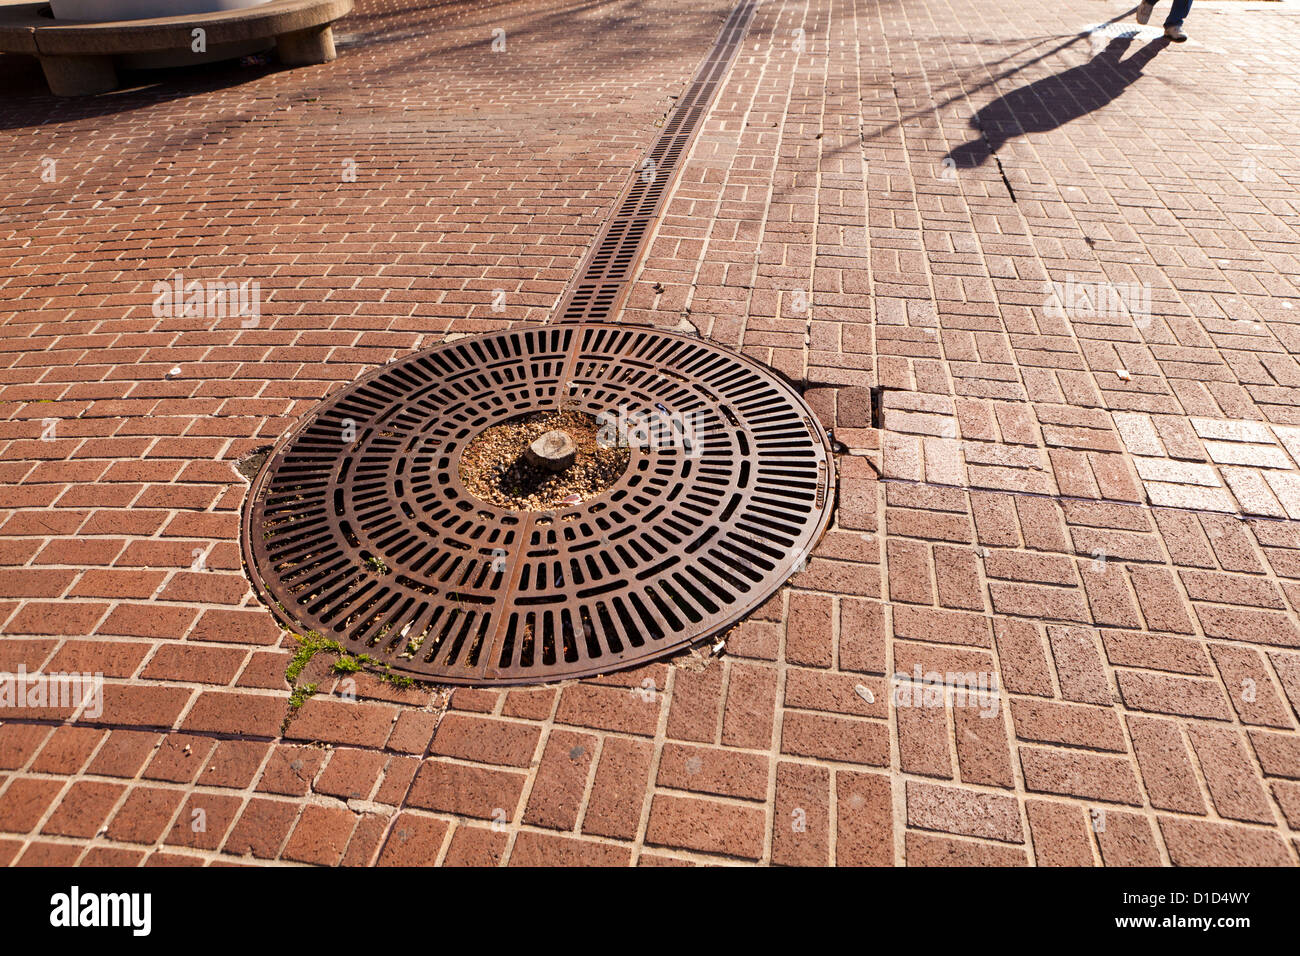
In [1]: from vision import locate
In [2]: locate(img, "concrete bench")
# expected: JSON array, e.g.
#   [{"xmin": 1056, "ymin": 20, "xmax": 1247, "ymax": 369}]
[{"xmin": 0, "ymin": 0, "xmax": 353, "ymax": 95}]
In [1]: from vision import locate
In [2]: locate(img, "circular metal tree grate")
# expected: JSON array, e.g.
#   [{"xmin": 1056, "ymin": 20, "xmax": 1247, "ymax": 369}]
[{"xmin": 242, "ymin": 324, "xmax": 835, "ymax": 685}]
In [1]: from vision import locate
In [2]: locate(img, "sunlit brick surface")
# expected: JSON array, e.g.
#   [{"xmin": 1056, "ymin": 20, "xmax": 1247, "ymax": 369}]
[{"xmin": 1, "ymin": 0, "xmax": 1299, "ymax": 865}]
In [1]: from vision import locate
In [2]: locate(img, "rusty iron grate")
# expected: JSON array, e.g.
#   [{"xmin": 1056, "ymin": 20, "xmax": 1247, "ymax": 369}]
[
  {"xmin": 243, "ymin": 324, "xmax": 834, "ymax": 685},
  {"xmin": 553, "ymin": 0, "xmax": 757, "ymax": 324}
]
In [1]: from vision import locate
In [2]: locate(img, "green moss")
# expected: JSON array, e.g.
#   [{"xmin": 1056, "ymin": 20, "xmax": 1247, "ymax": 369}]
[
  {"xmin": 285, "ymin": 630, "xmax": 342, "ymax": 684},
  {"xmin": 287, "ymin": 682, "xmax": 318, "ymax": 711},
  {"xmin": 285, "ymin": 629, "xmax": 416, "ymax": 693},
  {"xmin": 331, "ymin": 656, "xmax": 363, "ymax": 675},
  {"xmin": 381, "ymin": 672, "xmax": 415, "ymax": 690}
]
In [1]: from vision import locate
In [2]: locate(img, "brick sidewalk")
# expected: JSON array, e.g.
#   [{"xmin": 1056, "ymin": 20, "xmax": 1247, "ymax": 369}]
[{"xmin": 1, "ymin": 0, "xmax": 1299, "ymax": 865}]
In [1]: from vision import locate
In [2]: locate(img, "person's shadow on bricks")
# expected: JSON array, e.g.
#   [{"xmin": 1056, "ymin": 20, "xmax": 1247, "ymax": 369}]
[{"xmin": 945, "ymin": 34, "xmax": 1168, "ymax": 170}]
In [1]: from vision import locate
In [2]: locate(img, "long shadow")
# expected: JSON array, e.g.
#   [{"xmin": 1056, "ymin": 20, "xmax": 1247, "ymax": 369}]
[{"xmin": 945, "ymin": 33, "xmax": 1168, "ymax": 169}]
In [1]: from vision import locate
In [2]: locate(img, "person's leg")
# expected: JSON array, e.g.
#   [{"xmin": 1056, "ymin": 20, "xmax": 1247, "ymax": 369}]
[{"xmin": 1164, "ymin": 0, "xmax": 1191, "ymax": 26}]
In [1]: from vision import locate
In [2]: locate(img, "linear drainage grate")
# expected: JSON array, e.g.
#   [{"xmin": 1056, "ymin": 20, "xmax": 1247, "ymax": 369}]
[
  {"xmin": 553, "ymin": 0, "xmax": 757, "ymax": 324},
  {"xmin": 242, "ymin": 324, "xmax": 835, "ymax": 685}
]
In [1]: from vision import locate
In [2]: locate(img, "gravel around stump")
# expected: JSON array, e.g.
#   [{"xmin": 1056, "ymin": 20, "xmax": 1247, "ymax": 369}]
[{"xmin": 459, "ymin": 409, "xmax": 630, "ymax": 511}]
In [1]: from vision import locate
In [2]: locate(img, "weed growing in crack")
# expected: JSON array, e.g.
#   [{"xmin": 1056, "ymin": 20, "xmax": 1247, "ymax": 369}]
[
  {"xmin": 285, "ymin": 630, "xmax": 330, "ymax": 683},
  {"xmin": 287, "ymin": 682, "xmax": 318, "ymax": 711},
  {"xmin": 284, "ymin": 630, "xmax": 415, "ymax": 700}
]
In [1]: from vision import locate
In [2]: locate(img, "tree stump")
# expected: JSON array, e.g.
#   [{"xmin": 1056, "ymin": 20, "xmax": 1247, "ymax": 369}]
[{"xmin": 524, "ymin": 430, "xmax": 576, "ymax": 473}]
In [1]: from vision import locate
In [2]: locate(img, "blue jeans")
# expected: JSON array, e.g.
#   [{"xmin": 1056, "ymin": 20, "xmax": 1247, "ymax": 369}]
[{"xmin": 1147, "ymin": 0, "xmax": 1192, "ymax": 27}]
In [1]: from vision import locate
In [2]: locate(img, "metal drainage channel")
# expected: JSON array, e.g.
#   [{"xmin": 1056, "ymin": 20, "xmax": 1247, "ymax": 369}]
[
  {"xmin": 243, "ymin": 324, "xmax": 836, "ymax": 684},
  {"xmin": 553, "ymin": 0, "xmax": 757, "ymax": 323}
]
